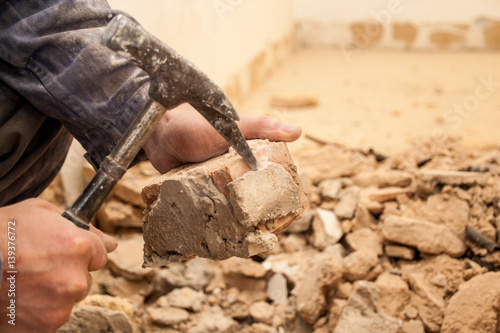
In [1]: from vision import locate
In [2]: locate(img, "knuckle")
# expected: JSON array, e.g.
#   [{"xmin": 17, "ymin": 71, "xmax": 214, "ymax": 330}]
[
  {"xmin": 256, "ymin": 115, "xmax": 271, "ymax": 126},
  {"xmin": 47, "ymin": 307, "xmax": 73, "ymax": 328},
  {"xmin": 70, "ymin": 235, "xmax": 93, "ymax": 257},
  {"xmin": 69, "ymin": 276, "xmax": 89, "ymax": 295},
  {"xmin": 56, "ymin": 274, "xmax": 89, "ymax": 298}
]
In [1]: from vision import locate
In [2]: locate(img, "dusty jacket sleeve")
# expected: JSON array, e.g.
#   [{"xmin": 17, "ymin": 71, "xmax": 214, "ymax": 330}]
[{"xmin": 0, "ymin": 0, "xmax": 150, "ymax": 168}]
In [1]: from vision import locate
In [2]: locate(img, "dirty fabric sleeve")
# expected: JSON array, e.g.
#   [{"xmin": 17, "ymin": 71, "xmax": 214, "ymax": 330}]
[{"xmin": 0, "ymin": 0, "xmax": 150, "ymax": 205}]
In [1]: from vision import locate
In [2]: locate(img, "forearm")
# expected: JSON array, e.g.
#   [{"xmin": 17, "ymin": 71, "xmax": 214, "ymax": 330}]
[{"xmin": 0, "ymin": 248, "xmax": 2, "ymax": 289}]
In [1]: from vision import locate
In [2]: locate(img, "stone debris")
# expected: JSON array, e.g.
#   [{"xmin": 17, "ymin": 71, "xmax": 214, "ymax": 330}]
[
  {"xmin": 285, "ymin": 210, "xmax": 313, "ymax": 233},
  {"xmin": 407, "ymin": 272, "xmax": 445, "ymax": 332},
  {"xmin": 159, "ymin": 287, "xmax": 206, "ymax": 312},
  {"xmin": 97, "ymin": 199, "xmax": 143, "ymax": 233},
  {"xmin": 186, "ymin": 305, "xmax": 238, "ymax": 333},
  {"xmin": 342, "ymin": 249, "xmax": 379, "ymax": 281},
  {"xmin": 114, "ymin": 162, "xmax": 161, "ymax": 208},
  {"xmin": 333, "ymin": 281, "xmax": 402, "ymax": 333},
  {"xmin": 60, "ymin": 136, "xmax": 500, "ymax": 333},
  {"xmin": 351, "ymin": 169, "xmax": 412, "ymax": 188},
  {"xmin": 267, "ymin": 273, "xmax": 288, "ymax": 305},
  {"xmin": 292, "ymin": 144, "xmax": 376, "ymax": 184},
  {"xmin": 351, "ymin": 203, "xmax": 379, "ymax": 230},
  {"xmin": 148, "ymin": 307, "xmax": 190, "ymax": 326},
  {"xmin": 141, "ymin": 140, "xmax": 306, "ymax": 266},
  {"xmin": 58, "ymin": 305, "xmax": 134, "ymax": 333},
  {"xmin": 375, "ymin": 272, "xmax": 411, "ymax": 318},
  {"xmin": 261, "ymin": 250, "xmax": 317, "ymax": 284},
  {"xmin": 294, "ymin": 251, "xmax": 343, "ymax": 324},
  {"xmin": 318, "ymin": 178, "xmax": 351, "ymax": 200},
  {"xmin": 334, "ymin": 185, "xmax": 360, "ymax": 219},
  {"xmin": 382, "ymin": 215, "xmax": 467, "ymax": 257},
  {"xmin": 309, "ymin": 208, "xmax": 343, "ymax": 250},
  {"xmin": 401, "ymin": 320, "xmax": 426, "ymax": 333},
  {"xmin": 220, "ymin": 257, "xmax": 267, "ymax": 278},
  {"xmin": 416, "ymin": 169, "xmax": 488, "ymax": 193},
  {"xmin": 384, "ymin": 244, "xmax": 416, "ymax": 260},
  {"xmin": 368, "ymin": 187, "xmax": 412, "ymax": 203},
  {"xmin": 249, "ymin": 301, "xmax": 275, "ymax": 325},
  {"xmin": 107, "ymin": 236, "xmax": 156, "ymax": 280},
  {"xmin": 345, "ymin": 228, "xmax": 383, "ymax": 255},
  {"xmin": 441, "ymin": 272, "xmax": 500, "ymax": 333},
  {"xmin": 59, "ymin": 295, "xmax": 136, "ymax": 333}
]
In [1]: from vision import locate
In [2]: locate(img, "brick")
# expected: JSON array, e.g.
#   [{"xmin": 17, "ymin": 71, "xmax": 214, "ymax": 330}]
[
  {"xmin": 384, "ymin": 244, "xmax": 415, "ymax": 260},
  {"xmin": 114, "ymin": 162, "xmax": 160, "ymax": 208},
  {"xmin": 96, "ymin": 199, "xmax": 143, "ymax": 233},
  {"xmin": 107, "ymin": 236, "xmax": 156, "ymax": 280},
  {"xmin": 368, "ymin": 187, "xmax": 412, "ymax": 203},
  {"xmin": 416, "ymin": 169, "xmax": 487, "ymax": 188},
  {"xmin": 141, "ymin": 140, "xmax": 306, "ymax": 267},
  {"xmin": 382, "ymin": 215, "xmax": 466, "ymax": 257}
]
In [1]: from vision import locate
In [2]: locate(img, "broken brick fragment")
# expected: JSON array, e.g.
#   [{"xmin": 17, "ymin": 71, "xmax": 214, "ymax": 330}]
[{"xmin": 141, "ymin": 140, "xmax": 306, "ymax": 267}]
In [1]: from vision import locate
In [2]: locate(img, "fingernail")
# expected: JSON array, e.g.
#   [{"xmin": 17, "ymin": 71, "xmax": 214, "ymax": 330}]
[{"xmin": 281, "ymin": 124, "xmax": 300, "ymax": 134}]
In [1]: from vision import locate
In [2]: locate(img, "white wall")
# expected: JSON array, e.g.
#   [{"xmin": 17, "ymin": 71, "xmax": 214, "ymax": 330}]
[
  {"xmin": 107, "ymin": 0, "xmax": 295, "ymax": 96},
  {"xmin": 295, "ymin": 0, "xmax": 500, "ymax": 22}
]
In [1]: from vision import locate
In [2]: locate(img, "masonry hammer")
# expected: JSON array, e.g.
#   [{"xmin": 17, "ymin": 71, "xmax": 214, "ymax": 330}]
[{"xmin": 63, "ymin": 14, "xmax": 258, "ymax": 230}]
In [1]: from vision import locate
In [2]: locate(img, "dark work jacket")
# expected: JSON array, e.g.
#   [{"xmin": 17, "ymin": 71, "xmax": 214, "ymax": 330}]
[{"xmin": 0, "ymin": 0, "xmax": 150, "ymax": 205}]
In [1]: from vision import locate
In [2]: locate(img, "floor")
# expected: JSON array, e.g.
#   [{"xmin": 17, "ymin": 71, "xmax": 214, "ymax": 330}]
[{"xmin": 239, "ymin": 48, "xmax": 500, "ymax": 156}]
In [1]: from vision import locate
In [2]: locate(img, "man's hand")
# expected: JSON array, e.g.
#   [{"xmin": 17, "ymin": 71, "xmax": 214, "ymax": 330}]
[
  {"xmin": 142, "ymin": 103, "xmax": 302, "ymax": 174},
  {"xmin": 0, "ymin": 199, "xmax": 117, "ymax": 333}
]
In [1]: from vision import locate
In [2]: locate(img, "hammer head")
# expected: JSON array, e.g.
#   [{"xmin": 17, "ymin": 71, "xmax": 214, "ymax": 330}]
[{"xmin": 102, "ymin": 14, "xmax": 258, "ymax": 170}]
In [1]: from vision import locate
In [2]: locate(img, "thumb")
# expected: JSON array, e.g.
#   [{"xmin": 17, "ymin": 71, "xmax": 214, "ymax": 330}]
[
  {"xmin": 238, "ymin": 115, "xmax": 302, "ymax": 142},
  {"xmin": 89, "ymin": 224, "xmax": 118, "ymax": 253}
]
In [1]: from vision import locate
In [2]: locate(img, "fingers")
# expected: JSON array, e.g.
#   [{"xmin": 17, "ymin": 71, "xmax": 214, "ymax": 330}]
[
  {"xmin": 71, "ymin": 231, "xmax": 108, "ymax": 272},
  {"xmin": 238, "ymin": 115, "xmax": 302, "ymax": 142},
  {"xmin": 74, "ymin": 273, "xmax": 93, "ymax": 303},
  {"xmin": 89, "ymin": 224, "xmax": 118, "ymax": 253}
]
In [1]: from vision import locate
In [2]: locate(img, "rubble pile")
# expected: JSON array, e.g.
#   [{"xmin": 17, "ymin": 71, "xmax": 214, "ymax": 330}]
[{"xmin": 59, "ymin": 135, "xmax": 500, "ymax": 333}]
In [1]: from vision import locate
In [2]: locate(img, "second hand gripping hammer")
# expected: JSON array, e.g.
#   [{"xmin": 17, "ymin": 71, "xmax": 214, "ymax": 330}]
[{"xmin": 63, "ymin": 14, "xmax": 258, "ymax": 230}]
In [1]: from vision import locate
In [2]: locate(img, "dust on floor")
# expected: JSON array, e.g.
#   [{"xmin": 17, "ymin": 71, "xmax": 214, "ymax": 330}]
[{"xmin": 240, "ymin": 49, "xmax": 500, "ymax": 156}]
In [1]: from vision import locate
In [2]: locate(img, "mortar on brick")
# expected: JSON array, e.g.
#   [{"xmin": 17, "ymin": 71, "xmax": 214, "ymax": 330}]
[{"xmin": 141, "ymin": 140, "xmax": 306, "ymax": 267}]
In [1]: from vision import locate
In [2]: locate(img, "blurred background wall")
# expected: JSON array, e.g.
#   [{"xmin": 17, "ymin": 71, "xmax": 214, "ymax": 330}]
[
  {"xmin": 107, "ymin": 0, "xmax": 295, "ymax": 105},
  {"xmin": 108, "ymin": 0, "xmax": 500, "ymax": 102},
  {"xmin": 295, "ymin": 0, "xmax": 500, "ymax": 50}
]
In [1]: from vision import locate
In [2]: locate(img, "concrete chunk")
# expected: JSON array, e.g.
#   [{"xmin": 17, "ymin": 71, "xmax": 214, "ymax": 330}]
[{"xmin": 141, "ymin": 140, "xmax": 306, "ymax": 267}]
